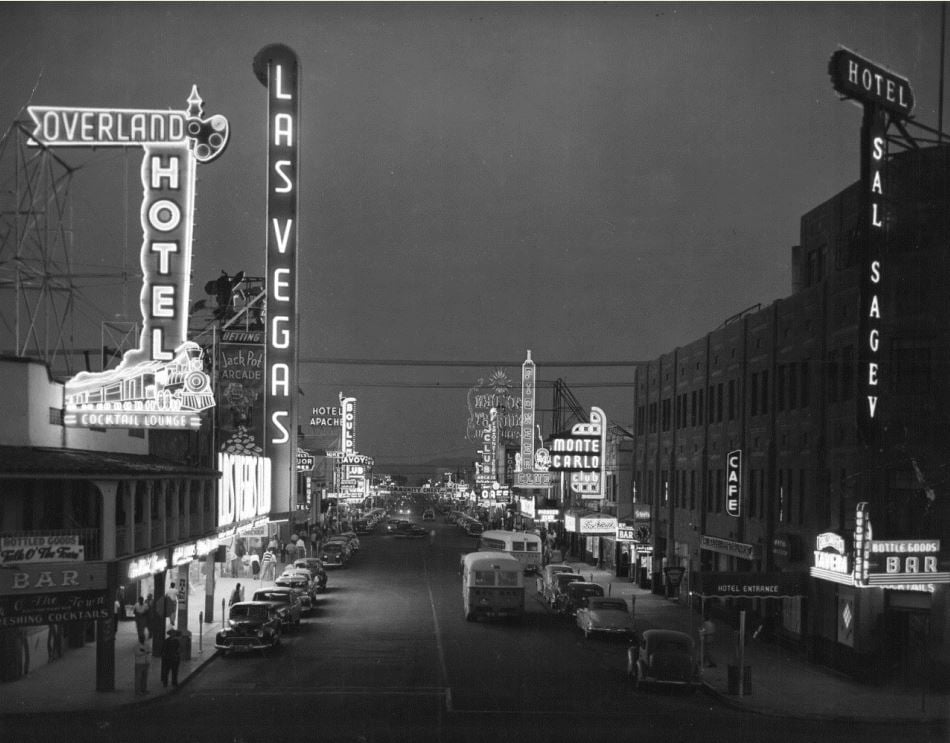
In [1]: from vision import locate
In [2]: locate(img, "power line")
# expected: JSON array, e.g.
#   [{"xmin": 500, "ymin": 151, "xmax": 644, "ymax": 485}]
[
  {"xmin": 301, "ymin": 380, "xmax": 636, "ymax": 389},
  {"xmin": 299, "ymin": 357, "xmax": 645, "ymax": 367}
]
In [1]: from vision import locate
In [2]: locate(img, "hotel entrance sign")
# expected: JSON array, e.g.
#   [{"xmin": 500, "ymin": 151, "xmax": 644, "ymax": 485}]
[{"xmin": 28, "ymin": 91, "xmax": 229, "ymax": 429}]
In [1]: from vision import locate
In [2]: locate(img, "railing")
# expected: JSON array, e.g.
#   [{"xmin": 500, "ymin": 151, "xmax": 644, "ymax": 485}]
[{"xmin": 0, "ymin": 528, "xmax": 101, "ymax": 560}]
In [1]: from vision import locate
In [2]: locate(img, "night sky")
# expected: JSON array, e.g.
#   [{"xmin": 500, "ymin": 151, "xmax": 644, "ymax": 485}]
[{"xmin": 0, "ymin": 3, "xmax": 943, "ymax": 472}]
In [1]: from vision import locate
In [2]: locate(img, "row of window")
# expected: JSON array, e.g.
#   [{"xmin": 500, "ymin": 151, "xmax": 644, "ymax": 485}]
[{"xmin": 636, "ymin": 467, "xmax": 807, "ymax": 526}]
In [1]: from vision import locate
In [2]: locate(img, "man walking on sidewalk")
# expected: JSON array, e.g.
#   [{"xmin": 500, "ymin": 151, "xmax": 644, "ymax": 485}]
[
  {"xmin": 161, "ymin": 629, "xmax": 181, "ymax": 688},
  {"xmin": 134, "ymin": 641, "xmax": 151, "ymax": 695},
  {"xmin": 260, "ymin": 549, "xmax": 277, "ymax": 581}
]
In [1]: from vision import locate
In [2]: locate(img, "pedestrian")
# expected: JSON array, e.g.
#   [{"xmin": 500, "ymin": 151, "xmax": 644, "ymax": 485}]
[
  {"xmin": 134, "ymin": 641, "xmax": 151, "ymax": 695},
  {"xmin": 261, "ymin": 549, "xmax": 277, "ymax": 581},
  {"xmin": 249, "ymin": 551, "xmax": 261, "ymax": 579},
  {"xmin": 164, "ymin": 582, "xmax": 178, "ymax": 629},
  {"xmin": 161, "ymin": 629, "xmax": 181, "ymax": 688},
  {"xmin": 229, "ymin": 582, "xmax": 243, "ymax": 607},
  {"xmin": 133, "ymin": 596, "xmax": 149, "ymax": 643},
  {"xmin": 699, "ymin": 614, "xmax": 717, "ymax": 668}
]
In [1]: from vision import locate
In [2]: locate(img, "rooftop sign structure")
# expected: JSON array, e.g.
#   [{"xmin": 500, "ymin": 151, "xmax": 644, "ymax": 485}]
[
  {"xmin": 28, "ymin": 89, "xmax": 229, "ymax": 429},
  {"xmin": 829, "ymin": 47, "xmax": 915, "ymax": 117}
]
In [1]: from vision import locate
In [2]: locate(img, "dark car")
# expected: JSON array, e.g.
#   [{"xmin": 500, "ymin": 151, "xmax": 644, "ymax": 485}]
[
  {"xmin": 251, "ymin": 587, "xmax": 303, "ymax": 627},
  {"xmin": 320, "ymin": 541, "xmax": 348, "ymax": 567},
  {"xmin": 558, "ymin": 581, "xmax": 605, "ymax": 616},
  {"xmin": 396, "ymin": 524, "xmax": 428, "ymax": 539},
  {"xmin": 547, "ymin": 572, "xmax": 586, "ymax": 609},
  {"xmin": 275, "ymin": 569, "xmax": 316, "ymax": 611},
  {"xmin": 627, "ymin": 629, "xmax": 702, "ymax": 691},
  {"xmin": 215, "ymin": 601, "xmax": 282, "ymax": 655}
]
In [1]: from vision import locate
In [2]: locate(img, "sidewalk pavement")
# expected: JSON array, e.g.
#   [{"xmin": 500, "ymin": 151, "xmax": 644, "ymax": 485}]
[
  {"xmin": 562, "ymin": 560, "xmax": 950, "ymax": 726},
  {"xmin": 0, "ymin": 569, "xmax": 282, "ymax": 716}
]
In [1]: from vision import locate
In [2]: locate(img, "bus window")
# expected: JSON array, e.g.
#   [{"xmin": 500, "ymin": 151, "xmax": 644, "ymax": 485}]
[
  {"xmin": 512, "ymin": 542, "xmax": 524, "ymax": 551},
  {"xmin": 497, "ymin": 572, "xmax": 519, "ymax": 587},
  {"xmin": 474, "ymin": 571, "xmax": 496, "ymax": 586}
]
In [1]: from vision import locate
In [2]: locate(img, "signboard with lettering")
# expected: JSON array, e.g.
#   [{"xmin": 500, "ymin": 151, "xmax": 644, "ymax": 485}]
[
  {"xmin": 218, "ymin": 344, "xmax": 266, "ymax": 455},
  {"xmin": 696, "ymin": 571, "xmax": 807, "ymax": 598},
  {"xmin": 466, "ymin": 369, "xmax": 522, "ymax": 442},
  {"xmin": 1, "ymin": 535, "xmax": 85, "ymax": 564},
  {"xmin": 578, "ymin": 514, "xmax": 617, "ymax": 534},
  {"xmin": 0, "ymin": 561, "xmax": 107, "ymax": 597},
  {"xmin": 725, "ymin": 450, "xmax": 741, "ymax": 517},
  {"xmin": 0, "ymin": 591, "xmax": 110, "ymax": 628},
  {"xmin": 829, "ymin": 47, "xmax": 915, "ymax": 116},
  {"xmin": 548, "ymin": 407, "xmax": 607, "ymax": 498},
  {"xmin": 29, "ymin": 92, "xmax": 228, "ymax": 430},
  {"xmin": 255, "ymin": 44, "xmax": 300, "ymax": 517}
]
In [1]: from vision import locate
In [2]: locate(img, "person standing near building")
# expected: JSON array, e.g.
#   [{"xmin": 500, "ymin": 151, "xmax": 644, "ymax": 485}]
[
  {"xmin": 229, "ymin": 582, "xmax": 243, "ymax": 607},
  {"xmin": 134, "ymin": 641, "xmax": 150, "ymax": 695},
  {"xmin": 164, "ymin": 582, "xmax": 178, "ymax": 630},
  {"xmin": 260, "ymin": 549, "xmax": 276, "ymax": 582},
  {"xmin": 699, "ymin": 613, "xmax": 717, "ymax": 668},
  {"xmin": 133, "ymin": 596, "xmax": 149, "ymax": 643},
  {"xmin": 161, "ymin": 629, "xmax": 181, "ymax": 688}
]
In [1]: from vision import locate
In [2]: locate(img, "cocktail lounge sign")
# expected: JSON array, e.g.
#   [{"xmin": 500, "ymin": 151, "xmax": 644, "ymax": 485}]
[{"xmin": 28, "ymin": 91, "xmax": 229, "ymax": 430}]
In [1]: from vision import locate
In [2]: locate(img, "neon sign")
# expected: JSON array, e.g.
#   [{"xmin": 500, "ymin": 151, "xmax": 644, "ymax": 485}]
[
  {"xmin": 217, "ymin": 452, "xmax": 272, "ymax": 526},
  {"xmin": 548, "ymin": 407, "xmax": 607, "ymax": 498},
  {"xmin": 726, "ymin": 450, "xmax": 741, "ymax": 517},
  {"xmin": 254, "ymin": 44, "xmax": 300, "ymax": 515},
  {"xmin": 340, "ymin": 394, "xmax": 357, "ymax": 454},
  {"xmin": 28, "ymin": 90, "xmax": 229, "ymax": 430},
  {"xmin": 829, "ymin": 48, "xmax": 915, "ymax": 117},
  {"xmin": 520, "ymin": 350, "xmax": 536, "ymax": 473}
]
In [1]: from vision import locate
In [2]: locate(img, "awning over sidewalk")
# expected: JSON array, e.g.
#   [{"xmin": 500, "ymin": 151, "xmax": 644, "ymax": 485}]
[{"xmin": 695, "ymin": 571, "xmax": 807, "ymax": 599}]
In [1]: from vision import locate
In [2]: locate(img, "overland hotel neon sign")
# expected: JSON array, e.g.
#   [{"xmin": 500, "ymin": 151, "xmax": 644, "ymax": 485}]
[{"xmin": 28, "ymin": 92, "xmax": 230, "ymax": 429}]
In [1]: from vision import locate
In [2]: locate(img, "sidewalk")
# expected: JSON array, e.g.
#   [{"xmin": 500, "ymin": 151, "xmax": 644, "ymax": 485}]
[
  {"xmin": 562, "ymin": 560, "xmax": 950, "ymax": 726},
  {"xmin": 0, "ymin": 570, "xmax": 278, "ymax": 716}
]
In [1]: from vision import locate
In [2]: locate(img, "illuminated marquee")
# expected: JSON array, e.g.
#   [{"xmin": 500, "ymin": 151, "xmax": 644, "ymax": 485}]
[
  {"xmin": 217, "ymin": 452, "xmax": 273, "ymax": 526},
  {"xmin": 340, "ymin": 394, "xmax": 357, "ymax": 455},
  {"xmin": 254, "ymin": 44, "xmax": 300, "ymax": 515},
  {"xmin": 28, "ymin": 91, "xmax": 229, "ymax": 430},
  {"xmin": 548, "ymin": 407, "xmax": 607, "ymax": 498},
  {"xmin": 520, "ymin": 350, "xmax": 536, "ymax": 473}
]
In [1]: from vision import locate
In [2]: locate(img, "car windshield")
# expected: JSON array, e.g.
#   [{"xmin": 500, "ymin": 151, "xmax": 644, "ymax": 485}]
[
  {"xmin": 254, "ymin": 591, "xmax": 289, "ymax": 603},
  {"xmin": 589, "ymin": 599, "xmax": 627, "ymax": 612},
  {"xmin": 230, "ymin": 604, "xmax": 268, "ymax": 620},
  {"xmin": 650, "ymin": 636, "xmax": 691, "ymax": 653},
  {"xmin": 556, "ymin": 574, "xmax": 584, "ymax": 587}
]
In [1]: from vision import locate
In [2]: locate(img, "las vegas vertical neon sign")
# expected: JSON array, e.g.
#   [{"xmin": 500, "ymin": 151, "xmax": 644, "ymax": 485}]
[{"xmin": 254, "ymin": 44, "xmax": 299, "ymax": 515}]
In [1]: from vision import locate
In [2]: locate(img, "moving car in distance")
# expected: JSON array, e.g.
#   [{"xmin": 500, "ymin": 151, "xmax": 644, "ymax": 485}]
[
  {"xmin": 422, "ymin": 508, "xmax": 435, "ymax": 521},
  {"xmin": 461, "ymin": 551, "xmax": 525, "ymax": 622},
  {"xmin": 215, "ymin": 601, "xmax": 282, "ymax": 655},
  {"xmin": 575, "ymin": 596, "xmax": 636, "ymax": 639},
  {"xmin": 627, "ymin": 629, "xmax": 702, "ymax": 691}
]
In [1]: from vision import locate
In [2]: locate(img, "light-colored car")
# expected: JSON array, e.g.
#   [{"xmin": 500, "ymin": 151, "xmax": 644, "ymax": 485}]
[
  {"xmin": 627, "ymin": 629, "xmax": 701, "ymax": 691},
  {"xmin": 338, "ymin": 531, "xmax": 361, "ymax": 552},
  {"xmin": 294, "ymin": 558, "xmax": 328, "ymax": 591},
  {"xmin": 559, "ymin": 581, "xmax": 604, "ymax": 616},
  {"xmin": 575, "ymin": 596, "xmax": 635, "ymax": 638}
]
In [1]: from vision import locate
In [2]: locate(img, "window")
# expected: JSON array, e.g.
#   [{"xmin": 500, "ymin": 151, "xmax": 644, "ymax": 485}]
[
  {"xmin": 750, "ymin": 373, "xmax": 759, "ymax": 416},
  {"xmin": 716, "ymin": 383, "xmax": 724, "ymax": 422},
  {"xmin": 761, "ymin": 370, "xmax": 769, "ymax": 414},
  {"xmin": 708, "ymin": 386, "xmax": 715, "ymax": 422},
  {"xmin": 728, "ymin": 379, "xmax": 736, "ymax": 420},
  {"xmin": 697, "ymin": 388, "xmax": 704, "ymax": 425},
  {"xmin": 49, "ymin": 407, "xmax": 64, "ymax": 425},
  {"xmin": 841, "ymin": 346, "xmax": 854, "ymax": 400},
  {"xmin": 636, "ymin": 406, "xmax": 646, "ymax": 435},
  {"xmin": 649, "ymin": 402, "xmax": 658, "ymax": 433},
  {"xmin": 789, "ymin": 364, "xmax": 798, "ymax": 409},
  {"xmin": 777, "ymin": 365, "xmax": 787, "ymax": 411},
  {"xmin": 827, "ymin": 351, "xmax": 839, "ymax": 403},
  {"xmin": 800, "ymin": 361, "xmax": 810, "ymax": 407},
  {"xmin": 690, "ymin": 391, "xmax": 697, "ymax": 427},
  {"xmin": 473, "ymin": 571, "xmax": 495, "ymax": 586},
  {"xmin": 662, "ymin": 399, "xmax": 671, "ymax": 431},
  {"xmin": 748, "ymin": 468, "xmax": 757, "ymax": 519},
  {"xmin": 689, "ymin": 470, "xmax": 696, "ymax": 511},
  {"xmin": 497, "ymin": 571, "xmax": 519, "ymax": 587}
]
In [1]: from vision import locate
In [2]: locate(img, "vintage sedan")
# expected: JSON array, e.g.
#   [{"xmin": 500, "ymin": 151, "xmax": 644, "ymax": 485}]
[
  {"xmin": 536, "ymin": 563, "xmax": 577, "ymax": 597},
  {"xmin": 215, "ymin": 601, "xmax": 282, "ymax": 655},
  {"xmin": 627, "ymin": 629, "xmax": 702, "ymax": 691},
  {"xmin": 559, "ymin": 582, "xmax": 605, "ymax": 616},
  {"xmin": 575, "ymin": 596, "xmax": 636, "ymax": 638},
  {"xmin": 546, "ymin": 572, "xmax": 586, "ymax": 609},
  {"xmin": 395, "ymin": 524, "xmax": 428, "ymax": 539},
  {"xmin": 320, "ymin": 541, "xmax": 349, "ymax": 567},
  {"xmin": 252, "ymin": 587, "xmax": 303, "ymax": 627},
  {"xmin": 294, "ymin": 558, "xmax": 328, "ymax": 591},
  {"xmin": 275, "ymin": 570, "xmax": 316, "ymax": 611}
]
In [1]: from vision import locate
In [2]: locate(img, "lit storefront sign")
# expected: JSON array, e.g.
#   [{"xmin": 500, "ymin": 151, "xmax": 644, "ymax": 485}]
[
  {"xmin": 340, "ymin": 394, "xmax": 357, "ymax": 455},
  {"xmin": 548, "ymin": 407, "xmax": 607, "ymax": 498},
  {"xmin": 29, "ymin": 93, "xmax": 228, "ymax": 430},
  {"xmin": 218, "ymin": 344, "xmax": 265, "ymax": 455},
  {"xmin": 616, "ymin": 526, "xmax": 637, "ymax": 541},
  {"xmin": 172, "ymin": 537, "xmax": 220, "ymax": 566},
  {"xmin": 1, "ymin": 535, "xmax": 85, "ymax": 564},
  {"xmin": 725, "ymin": 450, "xmax": 741, "ymax": 517},
  {"xmin": 536, "ymin": 509, "xmax": 559, "ymax": 523},
  {"xmin": 578, "ymin": 514, "xmax": 616, "ymax": 535},
  {"xmin": 297, "ymin": 448, "xmax": 315, "ymax": 472},
  {"xmin": 310, "ymin": 405, "xmax": 343, "ymax": 427},
  {"xmin": 254, "ymin": 44, "xmax": 300, "ymax": 517},
  {"xmin": 127, "ymin": 552, "xmax": 169, "ymax": 581},
  {"xmin": 810, "ymin": 531, "xmax": 853, "ymax": 585},
  {"xmin": 0, "ymin": 561, "xmax": 109, "ymax": 627},
  {"xmin": 696, "ymin": 572, "xmax": 806, "ymax": 599},
  {"xmin": 519, "ymin": 497, "xmax": 536, "ymax": 518},
  {"xmin": 466, "ymin": 369, "xmax": 522, "ymax": 442},
  {"xmin": 217, "ymin": 452, "xmax": 273, "ymax": 526}
]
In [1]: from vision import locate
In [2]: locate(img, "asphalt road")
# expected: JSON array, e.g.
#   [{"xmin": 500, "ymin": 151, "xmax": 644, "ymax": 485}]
[{"xmin": 6, "ymin": 512, "xmax": 944, "ymax": 743}]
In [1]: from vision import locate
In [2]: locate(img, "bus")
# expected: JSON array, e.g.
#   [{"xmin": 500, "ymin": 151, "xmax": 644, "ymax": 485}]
[
  {"xmin": 460, "ymin": 551, "xmax": 525, "ymax": 622},
  {"xmin": 478, "ymin": 530, "xmax": 543, "ymax": 573}
]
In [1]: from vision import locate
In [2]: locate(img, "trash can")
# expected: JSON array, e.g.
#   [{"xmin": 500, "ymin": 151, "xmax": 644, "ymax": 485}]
[
  {"xmin": 727, "ymin": 664, "xmax": 752, "ymax": 695},
  {"xmin": 179, "ymin": 630, "xmax": 192, "ymax": 661}
]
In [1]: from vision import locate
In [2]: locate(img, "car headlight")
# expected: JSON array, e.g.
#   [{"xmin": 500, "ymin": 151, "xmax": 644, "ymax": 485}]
[{"xmin": 257, "ymin": 629, "xmax": 264, "ymax": 638}]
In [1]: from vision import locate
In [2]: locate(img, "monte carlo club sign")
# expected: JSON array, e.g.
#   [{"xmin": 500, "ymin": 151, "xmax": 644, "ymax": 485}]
[{"xmin": 27, "ymin": 91, "xmax": 230, "ymax": 429}]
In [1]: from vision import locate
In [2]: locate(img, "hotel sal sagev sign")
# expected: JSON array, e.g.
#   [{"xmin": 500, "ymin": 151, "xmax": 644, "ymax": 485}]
[{"xmin": 27, "ymin": 90, "xmax": 230, "ymax": 430}]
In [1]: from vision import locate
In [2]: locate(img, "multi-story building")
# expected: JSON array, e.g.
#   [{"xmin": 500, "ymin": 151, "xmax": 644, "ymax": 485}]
[{"xmin": 631, "ymin": 145, "xmax": 950, "ymax": 685}]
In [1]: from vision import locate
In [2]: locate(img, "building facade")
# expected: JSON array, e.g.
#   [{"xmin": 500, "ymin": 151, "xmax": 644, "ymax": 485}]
[{"xmin": 631, "ymin": 145, "xmax": 950, "ymax": 685}]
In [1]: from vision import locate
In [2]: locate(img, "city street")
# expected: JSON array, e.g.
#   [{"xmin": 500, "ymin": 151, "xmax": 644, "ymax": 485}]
[{"xmin": 2, "ymin": 515, "xmax": 943, "ymax": 743}]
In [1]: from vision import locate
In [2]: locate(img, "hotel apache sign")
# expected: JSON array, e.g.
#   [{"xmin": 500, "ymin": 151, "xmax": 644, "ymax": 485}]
[{"xmin": 28, "ymin": 90, "xmax": 229, "ymax": 430}]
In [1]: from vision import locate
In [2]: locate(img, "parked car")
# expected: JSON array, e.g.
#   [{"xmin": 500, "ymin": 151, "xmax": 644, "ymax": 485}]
[
  {"xmin": 536, "ymin": 563, "xmax": 576, "ymax": 597},
  {"xmin": 294, "ymin": 558, "xmax": 328, "ymax": 592},
  {"xmin": 547, "ymin": 572, "xmax": 586, "ymax": 609},
  {"xmin": 464, "ymin": 520, "xmax": 484, "ymax": 536},
  {"xmin": 559, "ymin": 581, "xmax": 605, "ymax": 616},
  {"xmin": 338, "ymin": 531, "xmax": 361, "ymax": 551},
  {"xmin": 325, "ymin": 536, "xmax": 355, "ymax": 560},
  {"xmin": 422, "ymin": 508, "xmax": 435, "ymax": 521},
  {"xmin": 627, "ymin": 629, "xmax": 701, "ymax": 691},
  {"xmin": 575, "ymin": 597, "xmax": 636, "ymax": 639},
  {"xmin": 320, "ymin": 541, "xmax": 348, "ymax": 567},
  {"xmin": 275, "ymin": 570, "xmax": 316, "ymax": 611},
  {"xmin": 353, "ymin": 519, "xmax": 372, "ymax": 535},
  {"xmin": 252, "ymin": 587, "xmax": 303, "ymax": 627},
  {"xmin": 215, "ymin": 601, "xmax": 282, "ymax": 655}
]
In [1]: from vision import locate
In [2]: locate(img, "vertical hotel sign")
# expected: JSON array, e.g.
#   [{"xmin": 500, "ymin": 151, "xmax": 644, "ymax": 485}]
[
  {"xmin": 829, "ymin": 48, "xmax": 914, "ymax": 441},
  {"xmin": 27, "ymin": 91, "xmax": 229, "ymax": 429},
  {"xmin": 520, "ymin": 351, "xmax": 536, "ymax": 472},
  {"xmin": 254, "ymin": 44, "xmax": 300, "ymax": 515}
]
